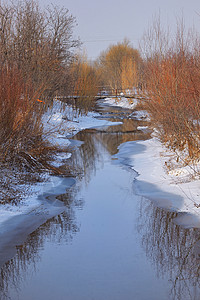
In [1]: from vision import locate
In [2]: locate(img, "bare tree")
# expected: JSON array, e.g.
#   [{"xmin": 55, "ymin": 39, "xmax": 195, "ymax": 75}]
[
  {"xmin": 0, "ymin": 0, "xmax": 80, "ymax": 98},
  {"xmin": 0, "ymin": 2, "xmax": 14, "ymax": 66}
]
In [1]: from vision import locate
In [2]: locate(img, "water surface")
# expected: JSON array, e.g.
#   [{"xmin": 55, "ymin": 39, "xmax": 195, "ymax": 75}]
[{"xmin": 0, "ymin": 104, "xmax": 200, "ymax": 300}]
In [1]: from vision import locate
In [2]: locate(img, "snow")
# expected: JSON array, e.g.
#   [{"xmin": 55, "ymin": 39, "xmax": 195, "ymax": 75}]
[
  {"xmin": 2, "ymin": 95, "xmax": 200, "ymax": 232},
  {"xmin": 115, "ymin": 137, "xmax": 200, "ymax": 227},
  {"xmin": 43, "ymin": 100, "xmax": 122, "ymax": 143},
  {"xmin": 102, "ymin": 97, "xmax": 150, "ymax": 120},
  {"xmin": 103, "ymin": 97, "xmax": 138, "ymax": 109},
  {"xmin": 102, "ymin": 96, "xmax": 200, "ymax": 228},
  {"xmin": 51, "ymin": 152, "xmax": 72, "ymax": 167},
  {"xmin": 0, "ymin": 100, "xmax": 121, "ymax": 227},
  {"xmin": 0, "ymin": 175, "xmax": 68, "ymax": 226},
  {"xmin": 114, "ymin": 135, "xmax": 200, "ymax": 229},
  {"xmin": 137, "ymin": 126, "xmax": 149, "ymax": 131},
  {"xmin": 131, "ymin": 110, "xmax": 150, "ymax": 121}
]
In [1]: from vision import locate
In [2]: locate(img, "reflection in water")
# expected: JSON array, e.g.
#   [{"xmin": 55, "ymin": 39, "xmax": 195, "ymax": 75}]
[
  {"xmin": 1, "ymin": 184, "xmax": 80, "ymax": 295},
  {"xmin": 1, "ymin": 107, "xmax": 149, "ymax": 299},
  {"xmin": 0, "ymin": 103, "xmax": 200, "ymax": 299},
  {"xmin": 137, "ymin": 197, "xmax": 200, "ymax": 300},
  {"xmin": 70, "ymin": 117, "xmax": 150, "ymax": 185},
  {"xmin": 0, "ymin": 182, "xmax": 83, "ymax": 300}
]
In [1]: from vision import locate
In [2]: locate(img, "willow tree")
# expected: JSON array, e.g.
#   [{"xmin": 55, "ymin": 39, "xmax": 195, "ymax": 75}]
[
  {"xmin": 98, "ymin": 40, "xmax": 143, "ymax": 94},
  {"xmin": 70, "ymin": 55, "xmax": 100, "ymax": 113}
]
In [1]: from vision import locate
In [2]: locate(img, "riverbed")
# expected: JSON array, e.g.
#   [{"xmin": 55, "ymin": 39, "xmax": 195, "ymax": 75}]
[{"xmin": 0, "ymin": 102, "xmax": 200, "ymax": 300}]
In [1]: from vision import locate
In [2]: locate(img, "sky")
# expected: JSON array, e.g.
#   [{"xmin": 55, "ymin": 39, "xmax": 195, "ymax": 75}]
[{"xmin": 39, "ymin": 0, "xmax": 200, "ymax": 61}]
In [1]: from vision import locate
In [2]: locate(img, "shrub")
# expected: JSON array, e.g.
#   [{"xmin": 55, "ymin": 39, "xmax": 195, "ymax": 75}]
[
  {"xmin": 0, "ymin": 66, "xmax": 45, "ymax": 166},
  {"xmin": 141, "ymin": 17, "xmax": 200, "ymax": 160}
]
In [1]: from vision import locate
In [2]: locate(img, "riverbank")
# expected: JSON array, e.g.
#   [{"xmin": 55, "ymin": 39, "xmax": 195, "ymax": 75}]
[
  {"xmin": 1, "ymin": 95, "xmax": 200, "ymax": 240},
  {"xmin": 115, "ymin": 137, "xmax": 200, "ymax": 228},
  {"xmin": 0, "ymin": 100, "xmax": 122, "ymax": 230},
  {"xmin": 1, "ymin": 98, "xmax": 200, "ymax": 300},
  {"xmin": 106, "ymin": 97, "xmax": 200, "ymax": 228}
]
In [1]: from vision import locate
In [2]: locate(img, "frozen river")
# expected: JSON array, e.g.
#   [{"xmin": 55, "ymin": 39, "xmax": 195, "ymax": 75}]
[{"xmin": 0, "ymin": 103, "xmax": 200, "ymax": 300}]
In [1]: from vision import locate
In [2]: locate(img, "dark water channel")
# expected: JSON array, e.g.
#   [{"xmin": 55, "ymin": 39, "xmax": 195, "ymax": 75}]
[{"xmin": 1, "ymin": 103, "xmax": 200, "ymax": 300}]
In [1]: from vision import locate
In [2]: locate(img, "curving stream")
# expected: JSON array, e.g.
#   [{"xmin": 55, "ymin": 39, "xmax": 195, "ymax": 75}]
[{"xmin": 0, "ymin": 102, "xmax": 200, "ymax": 300}]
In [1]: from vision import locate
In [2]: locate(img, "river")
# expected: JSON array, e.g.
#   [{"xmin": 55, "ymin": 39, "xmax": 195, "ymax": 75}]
[{"xmin": 0, "ymin": 102, "xmax": 200, "ymax": 300}]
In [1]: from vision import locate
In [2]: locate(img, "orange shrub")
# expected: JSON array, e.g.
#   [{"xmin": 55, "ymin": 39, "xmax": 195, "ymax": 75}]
[
  {"xmin": 0, "ymin": 66, "xmax": 44, "ymax": 160},
  {"xmin": 144, "ymin": 50, "xmax": 200, "ymax": 158}
]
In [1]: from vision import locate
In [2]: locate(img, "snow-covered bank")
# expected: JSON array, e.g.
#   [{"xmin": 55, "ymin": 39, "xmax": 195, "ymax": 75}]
[
  {"xmin": 0, "ymin": 101, "xmax": 121, "ymax": 228},
  {"xmin": 0, "ymin": 176, "xmax": 76, "ymax": 268},
  {"xmin": 102, "ymin": 96, "xmax": 200, "ymax": 228},
  {"xmin": 102, "ymin": 97, "xmax": 150, "ymax": 121},
  {"xmin": 2, "ymin": 92, "xmax": 200, "ymax": 254},
  {"xmin": 103, "ymin": 96, "xmax": 138, "ymax": 109},
  {"xmin": 43, "ymin": 100, "xmax": 122, "ymax": 145},
  {"xmin": 46, "ymin": 98, "xmax": 200, "ymax": 228},
  {"xmin": 115, "ymin": 137, "xmax": 200, "ymax": 228}
]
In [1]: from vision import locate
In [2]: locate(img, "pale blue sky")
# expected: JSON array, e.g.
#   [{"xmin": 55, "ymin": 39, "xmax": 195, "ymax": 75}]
[{"xmin": 39, "ymin": 0, "xmax": 200, "ymax": 60}]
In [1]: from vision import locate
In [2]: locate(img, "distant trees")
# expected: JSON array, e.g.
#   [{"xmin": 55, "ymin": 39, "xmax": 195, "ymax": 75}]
[
  {"xmin": 97, "ymin": 40, "xmax": 143, "ymax": 94},
  {"xmin": 70, "ymin": 55, "xmax": 100, "ymax": 113}
]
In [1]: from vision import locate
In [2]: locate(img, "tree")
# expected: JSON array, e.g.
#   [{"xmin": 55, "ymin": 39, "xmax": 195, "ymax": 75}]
[
  {"xmin": 121, "ymin": 55, "xmax": 138, "ymax": 91},
  {"xmin": 0, "ymin": 0, "xmax": 80, "ymax": 98},
  {"xmin": 98, "ymin": 40, "xmax": 142, "ymax": 94},
  {"xmin": 70, "ymin": 55, "xmax": 100, "ymax": 113}
]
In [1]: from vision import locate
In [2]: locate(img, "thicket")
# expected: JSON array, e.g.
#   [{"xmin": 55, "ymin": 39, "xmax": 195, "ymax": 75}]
[
  {"xmin": 141, "ymin": 18, "xmax": 200, "ymax": 162},
  {"xmin": 0, "ymin": 0, "xmax": 79, "ymax": 202},
  {"xmin": 0, "ymin": 0, "xmax": 79, "ymax": 97}
]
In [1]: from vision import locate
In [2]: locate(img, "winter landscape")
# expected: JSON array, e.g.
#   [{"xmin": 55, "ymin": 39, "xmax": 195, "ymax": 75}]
[{"xmin": 0, "ymin": 0, "xmax": 200, "ymax": 299}]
